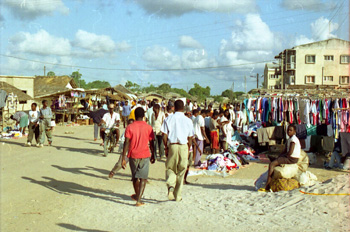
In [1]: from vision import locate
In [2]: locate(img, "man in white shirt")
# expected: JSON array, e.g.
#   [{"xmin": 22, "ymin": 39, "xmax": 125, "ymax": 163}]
[
  {"xmin": 151, "ymin": 104, "xmax": 165, "ymax": 160},
  {"xmin": 229, "ymin": 104, "xmax": 236, "ymax": 125},
  {"xmin": 235, "ymin": 105, "xmax": 243, "ymax": 131},
  {"xmin": 25, "ymin": 103, "xmax": 41, "ymax": 147},
  {"xmin": 145, "ymin": 101, "xmax": 154, "ymax": 125},
  {"xmin": 100, "ymin": 104, "xmax": 120, "ymax": 146},
  {"xmin": 193, "ymin": 110, "xmax": 209, "ymax": 166},
  {"xmin": 161, "ymin": 100, "xmax": 194, "ymax": 202}
]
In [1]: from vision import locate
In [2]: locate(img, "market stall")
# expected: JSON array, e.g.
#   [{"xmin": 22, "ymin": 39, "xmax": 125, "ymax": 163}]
[{"xmin": 0, "ymin": 81, "xmax": 33, "ymax": 131}]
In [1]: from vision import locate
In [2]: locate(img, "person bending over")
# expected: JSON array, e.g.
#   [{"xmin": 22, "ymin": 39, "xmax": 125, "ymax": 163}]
[{"xmin": 265, "ymin": 124, "xmax": 300, "ymax": 190}]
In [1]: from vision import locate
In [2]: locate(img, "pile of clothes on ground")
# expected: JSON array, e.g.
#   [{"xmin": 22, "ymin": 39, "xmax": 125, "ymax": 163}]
[
  {"xmin": 1, "ymin": 127, "xmax": 24, "ymax": 139},
  {"xmin": 198, "ymin": 141, "xmax": 257, "ymax": 173}
]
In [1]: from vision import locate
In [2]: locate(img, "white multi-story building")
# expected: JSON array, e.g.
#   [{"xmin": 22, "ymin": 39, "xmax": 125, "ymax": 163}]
[{"xmin": 265, "ymin": 38, "xmax": 350, "ymax": 89}]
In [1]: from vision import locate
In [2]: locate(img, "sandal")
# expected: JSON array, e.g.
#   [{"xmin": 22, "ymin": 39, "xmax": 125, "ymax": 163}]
[{"xmin": 108, "ymin": 171, "xmax": 115, "ymax": 178}]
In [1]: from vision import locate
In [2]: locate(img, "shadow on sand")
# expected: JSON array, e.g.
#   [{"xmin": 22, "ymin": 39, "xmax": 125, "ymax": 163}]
[
  {"xmin": 57, "ymin": 223, "xmax": 110, "ymax": 232},
  {"xmin": 189, "ymin": 182, "xmax": 256, "ymax": 191},
  {"xmin": 22, "ymin": 176, "xmax": 133, "ymax": 206}
]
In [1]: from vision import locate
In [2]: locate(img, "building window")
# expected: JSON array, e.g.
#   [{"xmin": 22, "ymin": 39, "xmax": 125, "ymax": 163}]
[
  {"xmin": 340, "ymin": 76, "xmax": 349, "ymax": 85},
  {"xmin": 19, "ymin": 90, "xmax": 27, "ymax": 104},
  {"xmin": 323, "ymin": 76, "xmax": 333, "ymax": 82},
  {"xmin": 340, "ymin": 55, "xmax": 350, "ymax": 64},
  {"xmin": 290, "ymin": 76, "xmax": 295, "ymax": 84},
  {"xmin": 269, "ymin": 74, "xmax": 277, "ymax": 79},
  {"xmin": 305, "ymin": 55, "xmax": 316, "ymax": 64},
  {"xmin": 305, "ymin": 76, "xmax": 315, "ymax": 84},
  {"xmin": 324, "ymin": 55, "xmax": 334, "ymax": 61}
]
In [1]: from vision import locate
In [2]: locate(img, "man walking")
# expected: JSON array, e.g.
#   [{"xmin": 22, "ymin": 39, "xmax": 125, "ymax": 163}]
[
  {"xmin": 161, "ymin": 100, "xmax": 194, "ymax": 202},
  {"xmin": 39, "ymin": 100, "xmax": 53, "ymax": 147},
  {"xmin": 122, "ymin": 108, "xmax": 155, "ymax": 206},
  {"xmin": 122, "ymin": 101, "xmax": 131, "ymax": 128}
]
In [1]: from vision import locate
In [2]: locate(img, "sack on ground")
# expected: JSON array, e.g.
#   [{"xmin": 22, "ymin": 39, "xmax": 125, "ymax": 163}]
[
  {"xmin": 296, "ymin": 171, "xmax": 318, "ymax": 187},
  {"xmin": 254, "ymin": 171, "xmax": 268, "ymax": 190},
  {"xmin": 271, "ymin": 178, "xmax": 300, "ymax": 192},
  {"xmin": 273, "ymin": 164, "xmax": 299, "ymax": 179}
]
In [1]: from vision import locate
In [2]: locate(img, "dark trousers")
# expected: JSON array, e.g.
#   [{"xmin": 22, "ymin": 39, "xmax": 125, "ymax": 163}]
[
  {"xmin": 27, "ymin": 123, "xmax": 40, "ymax": 144},
  {"xmin": 154, "ymin": 133, "xmax": 164, "ymax": 159}
]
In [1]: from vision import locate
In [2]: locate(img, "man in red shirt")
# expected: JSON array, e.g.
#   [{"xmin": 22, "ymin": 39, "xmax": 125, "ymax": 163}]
[{"xmin": 122, "ymin": 107, "xmax": 155, "ymax": 206}]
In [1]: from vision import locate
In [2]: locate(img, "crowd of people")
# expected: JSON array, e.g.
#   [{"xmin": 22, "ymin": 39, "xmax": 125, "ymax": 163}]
[
  {"xmin": 92, "ymin": 98, "xmax": 257, "ymax": 206},
  {"xmin": 10, "ymin": 100, "xmax": 53, "ymax": 147}
]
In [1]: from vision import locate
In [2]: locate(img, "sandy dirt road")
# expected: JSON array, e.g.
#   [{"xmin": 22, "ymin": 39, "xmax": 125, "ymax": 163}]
[{"xmin": 1, "ymin": 125, "xmax": 348, "ymax": 232}]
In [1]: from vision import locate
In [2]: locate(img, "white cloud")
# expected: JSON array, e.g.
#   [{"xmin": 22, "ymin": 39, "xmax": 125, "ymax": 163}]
[
  {"xmin": 295, "ymin": 35, "xmax": 315, "ymax": 46},
  {"xmin": 179, "ymin": 36, "xmax": 202, "ymax": 49},
  {"xmin": 0, "ymin": 52, "xmax": 74, "ymax": 75},
  {"xmin": 293, "ymin": 17, "xmax": 339, "ymax": 46},
  {"xmin": 134, "ymin": 0, "xmax": 257, "ymax": 17},
  {"xmin": 219, "ymin": 14, "xmax": 281, "ymax": 67},
  {"xmin": 181, "ymin": 49, "xmax": 212, "ymax": 68},
  {"xmin": 9, "ymin": 29, "xmax": 71, "ymax": 56},
  {"xmin": 3, "ymin": 0, "xmax": 69, "ymax": 20},
  {"xmin": 311, "ymin": 17, "xmax": 339, "ymax": 40},
  {"xmin": 116, "ymin": 41, "xmax": 132, "ymax": 52},
  {"xmin": 142, "ymin": 45, "xmax": 181, "ymax": 69},
  {"xmin": 72, "ymin": 30, "xmax": 116, "ymax": 57},
  {"xmin": 281, "ymin": 0, "xmax": 328, "ymax": 10}
]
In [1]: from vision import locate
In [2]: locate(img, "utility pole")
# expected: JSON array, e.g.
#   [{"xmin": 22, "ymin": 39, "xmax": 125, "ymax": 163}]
[
  {"xmin": 244, "ymin": 76, "xmax": 247, "ymax": 93},
  {"xmin": 44, "ymin": 66, "xmax": 46, "ymax": 76},
  {"xmin": 281, "ymin": 52, "xmax": 284, "ymax": 89},
  {"xmin": 230, "ymin": 81, "xmax": 234, "ymax": 101},
  {"xmin": 257, "ymin": 73, "xmax": 259, "ymax": 89}
]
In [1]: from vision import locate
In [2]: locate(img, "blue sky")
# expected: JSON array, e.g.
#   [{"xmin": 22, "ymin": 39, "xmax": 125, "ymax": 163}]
[{"xmin": 0, "ymin": 0, "xmax": 348, "ymax": 95}]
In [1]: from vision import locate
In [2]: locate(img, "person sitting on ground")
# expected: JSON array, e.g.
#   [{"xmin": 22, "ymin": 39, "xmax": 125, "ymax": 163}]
[
  {"xmin": 325, "ymin": 141, "xmax": 343, "ymax": 170},
  {"xmin": 122, "ymin": 108, "xmax": 155, "ymax": 206},
  {"xmin": 10, "ymin": 111, "xmax": 28, "ymax": 135},
  {"xmin": 99, "ymin": 104, "xmax": 120, "ymax": 149},
  {"xmin": 264, "ymin": 124, "xmax": 301, "ymax": 190}
]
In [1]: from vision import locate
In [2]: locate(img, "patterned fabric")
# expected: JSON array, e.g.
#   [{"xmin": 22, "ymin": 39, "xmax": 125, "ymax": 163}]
[{"xmin": 271, "ymin": 178, "xmax": 300, "ymax": 192}]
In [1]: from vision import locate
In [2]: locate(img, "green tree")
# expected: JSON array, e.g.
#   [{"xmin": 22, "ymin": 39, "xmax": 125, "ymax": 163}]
[
  {"xmin": 71, "ymin": 71, "xmax": 86, "ymax": 88},
  {"xmin": 47, "ymin": 71, "xmax": 55, "ymax": 76},
  {"xmin": 189, "ymin": 83, "xmax": 210, "ymax": 101},
  {"xmin": 213, "ymin": 95, "xmax": 223, "ymax": 103},
  {"xmin": 85, "ymin": 80, "xmax": 111, "ymax": 89},
  {"xmin": 125, "ymin": 80, "xmax": 141, "ymax": 92},
  {"xmin": 221, "ymin": 89, "xmax": 234, "ymax": 98},
  {"xmin": 158, "ymin": 83, "xmax": 171, "ymax": 94}
]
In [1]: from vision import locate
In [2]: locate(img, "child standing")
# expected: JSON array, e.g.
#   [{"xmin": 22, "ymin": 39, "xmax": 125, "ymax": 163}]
[{"xmin": 265, "ymin": 124, "xmax": 301, "ymax": 190}]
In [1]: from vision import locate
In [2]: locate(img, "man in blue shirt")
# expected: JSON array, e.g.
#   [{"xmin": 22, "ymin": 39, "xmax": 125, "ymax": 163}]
[{"xmin": 122, "ymin": 101, "xmax": 131, "ymax": 128}]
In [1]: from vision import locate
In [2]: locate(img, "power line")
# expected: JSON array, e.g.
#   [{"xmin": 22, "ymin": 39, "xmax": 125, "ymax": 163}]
[{"xmin": 0, "ymin": 53, "xmax": 274, "ymax": 72}]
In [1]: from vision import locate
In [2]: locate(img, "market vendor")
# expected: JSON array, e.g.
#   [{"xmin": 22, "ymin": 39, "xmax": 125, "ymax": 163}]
[
  {"xmin": 10, "ymin": 111, "xmax": 28, "ymax": 134},
  {"xmin": 264, "ymin": 124, "xmax": 301, "ymax": 191}
]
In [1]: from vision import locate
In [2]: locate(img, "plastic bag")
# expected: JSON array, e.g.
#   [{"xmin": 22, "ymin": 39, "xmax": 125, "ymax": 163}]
[
  {"xmin": 254, "ymin": 171, "xmax": 268, "ymax": 190},
  {"xmin": 297, "ymin": 171, "xmax": 318, "ymax": 187}
]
